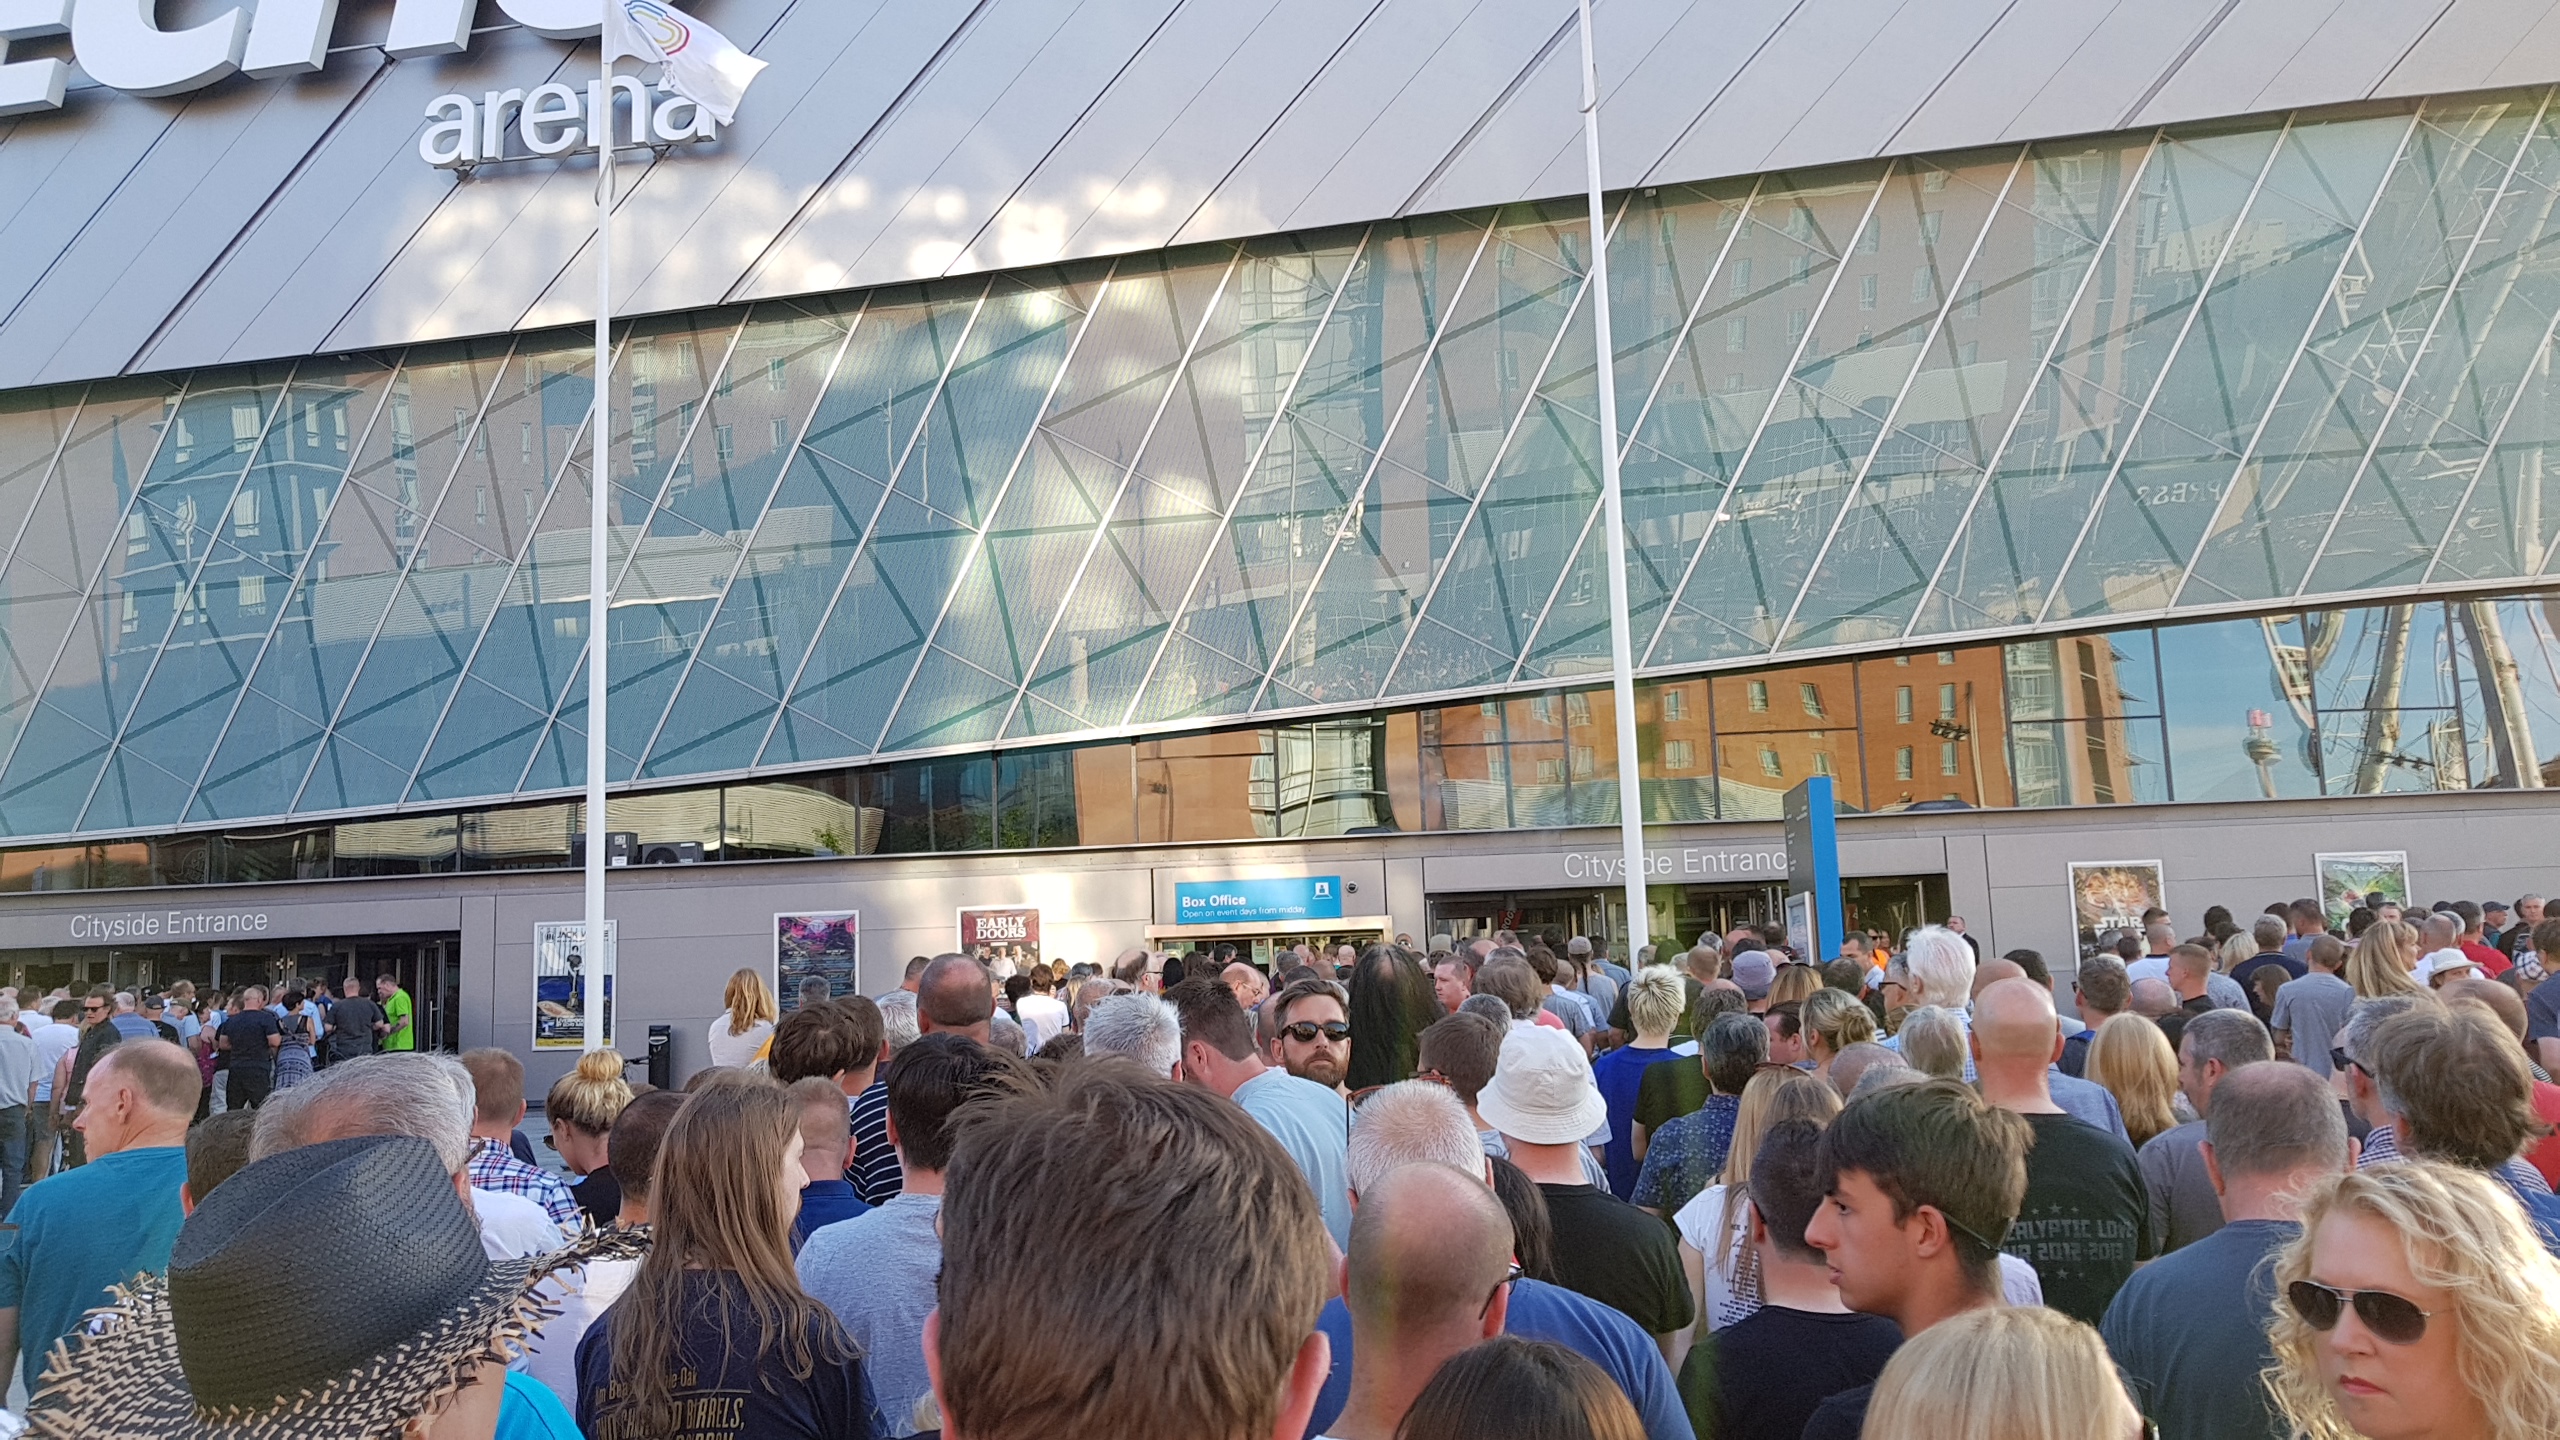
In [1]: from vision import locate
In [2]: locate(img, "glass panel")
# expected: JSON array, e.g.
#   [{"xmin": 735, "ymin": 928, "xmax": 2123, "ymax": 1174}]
[
  {"xmin": 2158, "ymin": 614, "xmax": 2324, "ymax": 799},
  {"xmin": 97, "ymin": 361, "xmax": 391, "ymax": 830},
  {"xmin": 2002, "ymin": 629, "xmax": 2159, "ymax": 722},
  {"xmin": 863, "ymin": 756, "xmax": 994, "ymax": 853},
  {"xmin": 1853, "ymin": 649, "xmax": 2015, "ymax": 811},
  {"xmin": 994, "ymin": 748, "xmax": 1081, "ymax": 848},
  {"xmin": 2006, "ymin": 716, "xmax": 2169, "ymax": 806},
  {"xmin": 2183, "ymin": 108, "xmax": 2515, "ymax": 607},
  {"xmin": 460, "ymin": 802, "xmax": 576, "ymax": 870},
  {"xmin": 1134, "ymin": 728, "xmax": 1268, "ymax": 843},
  {"xmin": 1927, "ymin": 131, "xmax": 2258, "ymax": 632},
  {"xmin": 723, "ymin": 775, "xmax": 881, "ymax": 859},
  {"xmin": 641, "ymin": 290, "xmax": 962, "ymax": 779},
  {"xmin": 2055, "ymin": 117, "xmax": 2399, "ymax": 620},
  {"xmin": 1069, "ymin": 743, "xmax": 1137, "ymax": 846},
  {"xmin": 209, "ymin": 825, "xmax": 333, "ymax": 884},
  {"xmin": 2463, "ymin": 596, "xmax": 2560, "ymax": 787},
  {"xmin": 332, "ymin": 814, "xmax": 458, "ymax": 877},
  {"xmin": 0, "ymin": 845, "xmax": 90, "ymax": 892}
]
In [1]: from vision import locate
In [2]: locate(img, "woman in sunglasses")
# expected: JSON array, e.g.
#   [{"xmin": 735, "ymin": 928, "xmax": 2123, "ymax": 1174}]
[{"xmin": 2267, "ymin": 1162, "xmax": 2560, "ymax": 1440}]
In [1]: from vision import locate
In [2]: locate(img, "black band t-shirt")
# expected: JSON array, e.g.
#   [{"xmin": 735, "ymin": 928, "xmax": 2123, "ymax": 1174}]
[{"xmin": 2003, "ymin": 1110, "xmax": 2153, "ymax": 1324}]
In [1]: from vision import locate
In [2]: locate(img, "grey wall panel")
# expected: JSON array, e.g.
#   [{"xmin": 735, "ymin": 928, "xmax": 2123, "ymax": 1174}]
[
  {"xmin": 944, "ymin": 0, "xmax": 1378, "ymax": 275},
  {"xmin": 2382, "ymin": 0, "xmax": 2560, "ymax": 93},
  {"xmin": 1173, "ymin": 0, "xmax": 1537, "ymax": 246},
  {"xmin": 1887, "ymin": 0, "xmax": 2129, "ymax": 154},
  {"xmin": 0, "ymin": 65, "xmax": 383, "ymax": 388},
  {"xmin": 736, "ymin": 0, "xmax": 1146, "ymax": 300},
  {"xmin": 1751, "ymin": 0, "xmax": 2017, "ymax": 175},
  {"xmin": 1640, "ymin": 0, "xmax": 1911, "ymax": 185},
  {"xmin": 0, "ymin": 95, "xmax": 177, "ymax": 359},
  {"xmin": 1988, "ymin": 0, "xmax": 2234, "ymax": 143},
  {"xmin": 2132, "ymin": 0, "xmax": 2455, "ymax": 126}
]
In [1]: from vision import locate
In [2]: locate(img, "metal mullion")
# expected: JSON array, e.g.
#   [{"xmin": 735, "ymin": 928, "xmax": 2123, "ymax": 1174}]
[
  {"xmin": 2031, "ymin": 119, "xmax": 2300, "ymax": 630},
  {"xmin": 995, "ymin": 245, "xmax": 1246, "ymax": 742},
  {"xmin": 747, "ymin": 281, "xmax": 998, "ymax": 770},
  {"xmin": 383, "ymin": 333, "xmax": 635, "ymax": 808},
  {"xmin": 871, "ymin": 265, "xmax": 1126, "ymax": 754},
  {"xmin": 1639, "ymin": 165, "xmax": 1898, "ymax": 668},
  {"xmin": 2165, "ymin": 111, "xmax": 2430, "ymax": 609},
  {"xmin": 631, "ymin": 304, "xmax": 871, "ymax": 775},
  {"xmin": 1115, "ymin": 228, "xmax": 1377, "ymax": 731},
  {"xmin": 1248, "ymin": 218, "xmax": 1501, "ymax": 714},
  {"xmin": 1772, "ymin": 152, "xmax": 2029, "ymax": 652},
  {"xmin": 178, "ymin": 359, "xmax": 405, "ymax": 818},
  {"xmin": 2424, "ymin": 272, "xmax": 2560, "ymax": 585},
  {"xmin": 72, "ymin": 361, "xmax": 306, "ymax": 831},
  {"xmin": 1905, "ymin": 134, "xmax": 2167, "ymax": 640},
  {"xmin": 1373, "ymin": 212, "xmax": 1615, "ymax": 702},
  {"xmin": 0, "ymin": 373, "xmax": 195, "ymax": 795},
  {"xmin": 284, "ymin": 337, "xmax": 528, "ymax": 814},
  {"xmin": 513, "ymin": 314, "xmax": 754, "ymax": 793},
  {"xmin": 1507, "ymin": 180, "xmax": 1771, "ymax": 684},
  {"xmin": 2292, "ymin": 98, "xmax": 2551, "ymax": 599}
]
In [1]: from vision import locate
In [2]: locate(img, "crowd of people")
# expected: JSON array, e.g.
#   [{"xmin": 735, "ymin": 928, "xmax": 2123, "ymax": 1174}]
[{"xmin": 3, "ymin": 897, "xmax": 2558, "ymax": 1440}]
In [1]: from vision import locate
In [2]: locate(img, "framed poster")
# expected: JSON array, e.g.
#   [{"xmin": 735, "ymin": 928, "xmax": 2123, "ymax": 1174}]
[
  {"xmin": 533, "ymin": 920, "xmax": 615, "ymax": 1050},
  {"xmin": 777, "ymin": 911, "xmax": 859, "ymax": 1012},
  {"xmin": 2316, "ymin": 852, "xmax": 2410, "ymax": 930},
  {"xmin": 2068, "ymin": 861, "xmax": 2165, "ymax": 960},
  {"xmin": 959, "ymin": 906, "xmax": 1041, "ymax": 977}
]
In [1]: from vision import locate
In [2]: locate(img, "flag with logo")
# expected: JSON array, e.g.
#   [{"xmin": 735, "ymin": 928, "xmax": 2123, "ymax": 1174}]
[{"xmin": 603, "ymin": 0, "xmax": 767, "ymax": 126}]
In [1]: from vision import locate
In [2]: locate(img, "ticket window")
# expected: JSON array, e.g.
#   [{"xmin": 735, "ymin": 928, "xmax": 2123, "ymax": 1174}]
[{"xmin": 1147, "ymin": 924, "xmax": 1392, "ymax": 971}]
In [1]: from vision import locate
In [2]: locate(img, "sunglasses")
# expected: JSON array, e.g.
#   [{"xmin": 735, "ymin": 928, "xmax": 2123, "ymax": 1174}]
[
  {"xmin": 2288, "ymin": 1280, "xmax": 2432, "ymax": 1344},
  {"xmin": 1281, "ymin": 1021, "xmax": 1350, "ymax": 1044},
  {"xmin": 2329, "ymin": 1046, "xmax": 2367, "ymax": 1077}
]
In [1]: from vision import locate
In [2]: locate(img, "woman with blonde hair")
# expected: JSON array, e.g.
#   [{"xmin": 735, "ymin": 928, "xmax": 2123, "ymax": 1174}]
[
  {"xmin": 1800, "ymin": 987, "xmax": 1876, "ymax": 1083},
  {"xmin": 2347, "ymin": 920, "xmax": 2425, "ymax": 999},
  {"xmin": 1669, "ymin": 1069, "xmax": 1840, "ymax": 1356},
  {"xmin": 545, "ymin": 1047, "xmax": 636, "ymax": 1228},
  {"xmin": 708, "ymin": 967, "xmax": 779, "ymax": 1068},
  {"xmin": 1862, "ymin": 1305, "xmax": 2144, "ymax": 1440},
  {"xmin": 2085, "ymin": 1012, "xmax": 2180, "ymax": 1148},
  {"xmin": 1767, "ymin": 962, "xmax": 1823, "ymax": 1009},
  {"xmin": 2265, "ymin": 1162, "xmax": 2560, "ymax": 1440},
  {"xmin": 2220, "ymin": 929, "xmax": 2259, "ymax": 975}
]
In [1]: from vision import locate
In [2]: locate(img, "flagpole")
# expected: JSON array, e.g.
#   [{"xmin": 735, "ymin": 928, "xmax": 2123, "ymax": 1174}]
[
  {"xmin": 581, "ymin": 23, "xmax": 613, "ymax": 1055},
  {"xmin": 1578, "ymin": 0, "xmax": 1650, "ymax": 961}
]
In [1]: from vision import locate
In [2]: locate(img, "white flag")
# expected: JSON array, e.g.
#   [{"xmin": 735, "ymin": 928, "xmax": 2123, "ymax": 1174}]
[{"xmin": 602, "ymin": 0, "xmax": 768, "ymax": 127}]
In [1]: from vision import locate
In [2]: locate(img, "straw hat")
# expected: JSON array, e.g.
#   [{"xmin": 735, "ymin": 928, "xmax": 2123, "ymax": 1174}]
[{"xmin": 27, "ymin": 1134, "xmax": 642, "ymax": 1439}]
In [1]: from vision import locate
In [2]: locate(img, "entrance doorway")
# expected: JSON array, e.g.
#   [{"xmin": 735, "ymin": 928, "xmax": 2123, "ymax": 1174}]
[
  {"xmin": 0, "ymin": 933, "xmax": 460, "ymax": 1051},
  {"xmin": 1147, "ymin": 925, "xmax": 1391, "ymax": 971},
  {"xmin": 1840, "ymin": 875, "xmax": 1952, "ymax": 951}
]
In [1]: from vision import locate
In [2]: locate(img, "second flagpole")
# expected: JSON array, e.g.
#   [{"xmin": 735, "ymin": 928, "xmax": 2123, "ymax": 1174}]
[{"xmin": 581, "ymin": 19, "xmax": 613, "ymax": 1055}]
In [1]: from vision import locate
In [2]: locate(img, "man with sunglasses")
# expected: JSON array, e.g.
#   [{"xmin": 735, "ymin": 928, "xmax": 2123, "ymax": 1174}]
[
  {"xmin": 1268, "ymin": 978, "xmax": 1352, "ymax": 1096},
  {"xmin": 2103, "ymin": 1062, "xmax": 2352, "ymax": 1440}
]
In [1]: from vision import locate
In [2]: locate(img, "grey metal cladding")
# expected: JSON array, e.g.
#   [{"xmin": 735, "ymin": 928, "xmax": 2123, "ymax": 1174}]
[
  {"xmin": 0, "ymin": 97, "xmax": 180, "ymax": 377},
  {"xmin": 543, "ymin": 0, "xmax": 913, "ymax": 320},
  {"xmin": 1883, "ymin": 0, "xmax": 2130, "ymax": 153},
  {"xmin": 1749, "ymin": 0, "xmax": 2019, "ymax": 175},
  {"xmin": 2382, "ymin": 0, "xmax": 2560, "ymax": 94},
  {"xmin": 737, "ymin": 0, "xmax": 1160, "ymax": 300},
  {"xmin": 1640, "ymin": 0, "xmax": 1915, "ymax": 184},
  {"xmin": 2130, "ymin": 0, "xmax": 2458, "ymax": 127},
  {"xmin": 945, "ymin": 0, "xmax": 1375, "ymax": 275}
]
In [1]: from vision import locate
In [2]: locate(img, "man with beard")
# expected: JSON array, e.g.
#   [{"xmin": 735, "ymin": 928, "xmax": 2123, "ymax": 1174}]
[{"xmin": 1269, "ymin": 977, "xmax": 1352, "ymax": 1096}]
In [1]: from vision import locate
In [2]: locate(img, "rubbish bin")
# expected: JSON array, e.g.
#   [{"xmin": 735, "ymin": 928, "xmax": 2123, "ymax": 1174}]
[{"xmin": 647, "ymin": 1024, "xmax": 672, "ymax": 1091}]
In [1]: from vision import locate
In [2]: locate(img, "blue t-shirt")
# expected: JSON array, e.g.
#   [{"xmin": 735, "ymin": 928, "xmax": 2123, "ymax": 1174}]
[
  {"xmin": 1304, "ymin": 1277, "xmax": 1695, "ymax": 1440},
  {"xmin": 1631, "ymin": 1094, "xmax": 1738, "ymax": 1217},
  {"xmin": 789, "ymin": 1180, "xmax": 870, "ymax": 1253},
  {"xmin": 2101, "ymin": 1218, "xmax": 2297, "ymax": 1440},
  {"xmin": 498, "ymin": 1368, "xmax": 580, "ymax": 1439},
  {"xmin": 1233, "ymin": 1068, "xmax": 1352, "ymax": 1249},
  {"xmin": 0, "ymin": 1145, "xmax": 189, "ymax": 1394},
  {"xmin": 576, "ymin": 1272, "xmax": 881, "ymax": 1440},
  {"xmin": 1592, "ymin": 1044, "xmax": 1673, "ymax": 1199}
]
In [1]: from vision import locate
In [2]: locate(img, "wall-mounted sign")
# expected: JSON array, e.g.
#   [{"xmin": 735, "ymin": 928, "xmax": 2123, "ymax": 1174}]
[
  {"xmin": 776, "ymin": 911, "xmax": 858, "ymax": 1012},
  {"xmin": 959, "ymin": 907, "xmax": 1041, "ymax": 977},
  {"xmin": 532, "ymin": 919, "xmax": 615, "ymax": 1050},
  {"xmin": 1174, "ymin": 877, "xmax": 1346, "ymax": 927},
  {"xmin": 418, "ymin": 78, "xmax": 720, "ymax": 171},
  {"xmin": 64, "ymin": 908, "xmax": 273, "ymax": 941}
]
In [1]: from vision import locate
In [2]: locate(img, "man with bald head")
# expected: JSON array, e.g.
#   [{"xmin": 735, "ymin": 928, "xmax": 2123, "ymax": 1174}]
[
  {"xmin": 915, "ymin": 954, "xmax": 994, "ymax": 1044},
  {"xmin": 1223, "ymin": 962, "xmax": 1271, "ymax": 1013},
  {"xmin": 2127, "ymin": 921, "xmax": 2179, "ymax": 983},
  {"xmin": 1325, "ymin": 1163, "xmax": 1513, "ymax": 1440},
  {"xmin": 1970, "ymin": 978, "xmax": 2152, "ymax": 1324}
]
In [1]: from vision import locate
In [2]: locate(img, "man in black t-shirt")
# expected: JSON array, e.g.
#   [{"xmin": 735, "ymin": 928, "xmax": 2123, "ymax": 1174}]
[
  {"xmin": 1799, "ymin": 1079, "xmax": 2028, "ymax": 1440},
  {"xmin": 218, "ymin": 986, "xmax": 283, "ymax": 1111},
  {"xmin": 1972, "ymin": 977, "xmax": 2153, "ymax": 1323},
  {"xmin": 326, "ymin": 975, "xmax": 382, "ymax": 1065},
  {"xmin": 1683, "ymin": 1119, "xmax": 1901, "ymax": 1440}
]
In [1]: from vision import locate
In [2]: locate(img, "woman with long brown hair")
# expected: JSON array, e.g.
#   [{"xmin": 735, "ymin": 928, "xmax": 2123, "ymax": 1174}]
[
  {"xmin": 576, "ymin": 1074, "xmax": 879, "ymax": 1438},
  {"xmin": 2085, "ymin": 1013, "xmax": 2181, "ymax": 1149}
]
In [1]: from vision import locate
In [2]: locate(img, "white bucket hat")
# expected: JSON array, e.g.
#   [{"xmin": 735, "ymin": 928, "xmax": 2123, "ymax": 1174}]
[{"xmin": 1476, "ymin": 1025, "xmax": 1609, "ymax": 1146}]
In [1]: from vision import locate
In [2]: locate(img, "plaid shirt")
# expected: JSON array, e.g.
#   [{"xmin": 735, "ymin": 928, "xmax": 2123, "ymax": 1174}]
[{"xmin": 467, "ymin": 1138, "xmax": 583, "ymax": 1232}]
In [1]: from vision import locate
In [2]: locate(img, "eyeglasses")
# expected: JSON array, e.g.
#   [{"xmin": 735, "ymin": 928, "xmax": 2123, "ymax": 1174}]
[
  {"xmin": 540, "ymin": 1134, "xmax": 559, "ymax": 1151},
  {"xmin": 2287, "ymin": 1280, "xmax": 2433, "ymax": 1344},
  {"xmin": 1281, "ymin": 1021, "xmax": 1350, "ymax": 1044},
  {"xmin": 2330, "ymin": 1046, "xmax": 2367, "ymax": 1076},
  {"xmin": 1480, "ymin": 1261, "xmax": 1525, "ymax": 1318}
]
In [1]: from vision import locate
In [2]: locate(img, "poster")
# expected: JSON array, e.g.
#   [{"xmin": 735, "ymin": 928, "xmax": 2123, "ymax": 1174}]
[
  {"xmin": 2316, "ymin": 852, "xmax": 2410, "ymax": 930},
  {"xmin": 2068, "ymin": 861, "xmax": 2165, "ymax": 960},
  {"xmin": 777, "ymin": 912, "xmax": 859, "ymax": 1013},
  {"xmin": 959, "ymin": 906, "xmax": 1041, "ymax": 977},
  {"xmin": 533, "ymin": 920, "xmax": 615, "ymax": 1050}
]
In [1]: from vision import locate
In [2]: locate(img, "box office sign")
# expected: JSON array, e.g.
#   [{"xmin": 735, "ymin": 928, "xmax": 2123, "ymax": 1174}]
[{"xmin": 1173, "ymin": 877, "xmax": 1347, "ymax": 927}]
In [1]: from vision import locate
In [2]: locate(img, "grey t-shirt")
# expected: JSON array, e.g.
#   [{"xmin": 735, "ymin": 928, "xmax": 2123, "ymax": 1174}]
[
  {"xmin": 2101, "ymin": 1218, "xmax": 2299, "ymax": 1440},
  {"xmin": 2137, "ymin": 1119, "xmax": 2222, "ymax": 1254},
  {"xmin": 2271, "ymin": 972, "xmax": 2355, "ymax": 1075},
  {"xmin": 1235, "ymin": 1067, "xmax": 1353, "ymax": 1249},
  {"xmin": 796, "ymin": 1192, "xmax": 942, "ymax": 1437}
]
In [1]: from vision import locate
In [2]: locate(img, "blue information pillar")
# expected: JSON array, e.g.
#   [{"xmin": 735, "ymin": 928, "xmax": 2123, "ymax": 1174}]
[{"xmin": 1783, "ymin": 777, "xmax": 1844, "ymax": 963}]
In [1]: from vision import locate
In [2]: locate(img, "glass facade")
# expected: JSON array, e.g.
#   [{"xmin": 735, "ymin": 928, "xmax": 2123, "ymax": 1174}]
[
  {"xmin": 3, "ymin": 93, "xmax": 2560, "ymax": 847},
  {"xmin": 6, "ymin": 591, "xmax": 2556, "ymax": 890}
]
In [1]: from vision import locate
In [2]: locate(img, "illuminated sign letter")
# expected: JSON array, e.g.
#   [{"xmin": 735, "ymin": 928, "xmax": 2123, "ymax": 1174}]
[
  {"xmin": 71, "ymin": 0, "xmax": 245, "ymax": 98},
  {"xmin": 518, "ymin": 81, "xmax": 581, "ymax": 156},
  {"xmin": 383, "ymin": 0, "xmax": 470, "ymax": 57},
  {"xmin": 0, "ymin": 0, "xmax": 72, "ymax": 115},
  {"xmin": 493, "ymin": 0, "xmax": 595, "ymax": 41},
  {"xmin": 240, "ymin": 0, "xmax": 333, "ymax": 77},
  {"xmin": 418, "ymin": 92, "xmax": 476, "ymax": 168}
]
